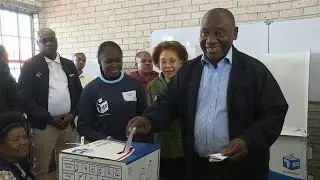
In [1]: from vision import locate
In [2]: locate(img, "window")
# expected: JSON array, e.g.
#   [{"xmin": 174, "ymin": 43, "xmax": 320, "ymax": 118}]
[{"xmin": 0, "ymin": 9, "xmax": 34, "ymax": 81}]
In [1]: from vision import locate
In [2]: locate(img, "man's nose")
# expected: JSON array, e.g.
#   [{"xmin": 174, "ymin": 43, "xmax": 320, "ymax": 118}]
[
  {"xmin": 207, "ymin": 33, "xmax": 218, "ymax": 44},
  {"xmin": 164, "ymin": 62, "xmax": 170, "ymax": 67}
]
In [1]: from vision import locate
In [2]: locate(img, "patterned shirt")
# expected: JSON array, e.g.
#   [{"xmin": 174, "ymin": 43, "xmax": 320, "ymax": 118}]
[
  {"xmin": 147, "ymin": 73, "xmax": 184, "ymax": 158},
  {"xmin": 0, "ymin": 171, "xmax": 16, "ymax": 180}
]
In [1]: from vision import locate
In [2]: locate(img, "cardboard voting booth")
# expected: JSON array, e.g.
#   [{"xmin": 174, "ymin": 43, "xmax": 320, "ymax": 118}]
[
  {"xmin": 252, "ymin": 53, "xmax": 310, "ymax": 180},
  {"xmin": 59, "ymin": 140, "xmax": 160, "ymax": 180}
]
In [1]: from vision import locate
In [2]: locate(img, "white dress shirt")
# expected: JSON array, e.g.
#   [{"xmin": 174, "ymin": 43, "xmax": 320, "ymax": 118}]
[
  {"xmin": 45, "ymin": 54, "xmax": 71, "ymax": 117},
  {"xmin": 79, "ymin": 73, "xmax": 93, "ymax": 88}
]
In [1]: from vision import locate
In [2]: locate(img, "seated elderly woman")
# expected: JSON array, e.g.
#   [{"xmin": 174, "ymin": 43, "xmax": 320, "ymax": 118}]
[{"xmin": 0, "ymin": 112, "xmax": 35, "ymax": 180}]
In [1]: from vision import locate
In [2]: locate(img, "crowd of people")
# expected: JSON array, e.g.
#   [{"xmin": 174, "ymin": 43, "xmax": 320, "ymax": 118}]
[{"xmin": 0, "ymin": 8, "xmax": 288, "ymax": 180}]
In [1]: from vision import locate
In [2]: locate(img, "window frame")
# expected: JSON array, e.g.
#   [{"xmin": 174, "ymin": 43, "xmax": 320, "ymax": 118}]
[{"xmin": 0, "ymin": 7, "xmax": 35, "ymax": 80}]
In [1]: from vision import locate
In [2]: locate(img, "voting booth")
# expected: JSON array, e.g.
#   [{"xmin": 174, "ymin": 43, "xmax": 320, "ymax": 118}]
[
  {"xmin": 59, "ymin": 140, "xmax": 160, "ymax": 180},
  {"xmin": 252, "ymin": 53, "xmax": 310, "ymax": 180}
]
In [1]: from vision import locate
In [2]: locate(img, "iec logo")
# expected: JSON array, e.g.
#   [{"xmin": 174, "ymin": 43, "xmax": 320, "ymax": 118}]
[{"xmin": 283, "ymin": 154, "xmax": 300, "ymax": 170}]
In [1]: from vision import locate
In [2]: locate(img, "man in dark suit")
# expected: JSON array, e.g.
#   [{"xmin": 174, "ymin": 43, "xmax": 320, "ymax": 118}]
[
  {"xmin": 18, "ymin": 28, "xmax": 82, "ymax": 180},
  {"xmin": 127, "ymin": 8, "xmax": 288, "ymax": 180}
]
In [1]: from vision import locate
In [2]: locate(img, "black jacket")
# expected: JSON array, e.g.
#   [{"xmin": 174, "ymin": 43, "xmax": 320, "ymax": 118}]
[
  {"xmin": 0, "ymin": 156, "xmax": 36, "ymax": 180},
  {"xmin": 143, "ymin": 47, "xmax": 288, "ymax": 180},
  {"xmin": 0, "ymin": 61, "xmax": 25, "ymax": 113},
  {"xmin": 18, "ymin": 53, "xmax": 82, "ymax": 130}
]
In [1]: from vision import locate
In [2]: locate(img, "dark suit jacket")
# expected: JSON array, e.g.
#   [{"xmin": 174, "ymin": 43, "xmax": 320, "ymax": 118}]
[
  {"xmin": 18, "ymin": 53, "xmax": 82, "ymax": 130},
  {"xmin": 0, "ymin": 61, "xmax": 25, "ymax": 113},
  {"xmin": 143, "ymin": 47, "xmax": 288, "ymax": 179}
]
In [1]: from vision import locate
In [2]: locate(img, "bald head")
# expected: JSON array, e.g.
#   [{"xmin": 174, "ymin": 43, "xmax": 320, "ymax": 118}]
[
  {"xmin": 136, "ymin": 51, "xmax": 151, "ymax": 59},
  {"xmin": 38, "ymin": 28, "xmax": 56, "ymax": 39},
  {"xmin": 37, "ymin": 28, "xmax": 58, "ymax": 59},
  {"xmin": 202, "ymin": 8, "xmax": 235, "ymax": 27}
]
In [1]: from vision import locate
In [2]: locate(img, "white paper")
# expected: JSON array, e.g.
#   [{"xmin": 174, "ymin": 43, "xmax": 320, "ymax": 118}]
[
  {"xmin": 124, "ymin": 127, "xmax": 136, "ymax": 153},
  {"xmin": 208, "ymin": 153, "xmax": 228, "ymax": 162},
  {"xmin": 80, "ymin": 136, "xmax": 85, "ymax": 145},
  {"xmin": 122, "ymin": 90, "xmax": 137, "ymax": 101}
]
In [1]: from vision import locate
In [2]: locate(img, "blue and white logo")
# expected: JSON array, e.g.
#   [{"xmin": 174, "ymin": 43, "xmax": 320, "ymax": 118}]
[{"xmin": 283, "ymin": 154, "xmax": 300, "ymax": 170}]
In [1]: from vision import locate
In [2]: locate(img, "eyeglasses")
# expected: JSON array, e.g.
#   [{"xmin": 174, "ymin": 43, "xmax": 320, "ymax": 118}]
[{"xmin": 160, "ymin": 59, "xmax": 181, "ymax": 65}]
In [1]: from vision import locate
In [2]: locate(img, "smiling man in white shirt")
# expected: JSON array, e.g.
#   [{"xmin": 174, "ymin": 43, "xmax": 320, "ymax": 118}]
[
  {"xmin": 18, "ymin": 28, "xmax": 82, "ymax": 180},
  {"xmin": 73, "ymin": 53, "xmax": 93, "ymax": 88}
]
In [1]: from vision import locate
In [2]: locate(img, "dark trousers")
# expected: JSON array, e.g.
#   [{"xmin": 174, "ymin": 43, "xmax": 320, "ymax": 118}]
[
  {"xmin": 160, "ymin": 157, "xmax": 185, "ymax": 180},
  {"xmin": 194, "ymin": 156, "xmax": 269, "ymax": 180}
]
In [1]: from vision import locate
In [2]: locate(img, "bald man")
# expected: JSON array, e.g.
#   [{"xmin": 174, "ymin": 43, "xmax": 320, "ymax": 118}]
[
  {"xmin": 130, "ymin": 51, "xmax": 158, "ymax": 93},
  {"xmin": 127, "ymin": 8, "xmax": 288, "ymax": 180},
  {"xmin": 18, "ymin": 28, "xmax": 82, "ymax": 180}
]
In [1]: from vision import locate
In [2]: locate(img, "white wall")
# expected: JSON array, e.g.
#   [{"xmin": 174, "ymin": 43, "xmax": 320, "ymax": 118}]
[{"xmin": 38, "ymin": 0, "xmax": 320, "ymax": 75}]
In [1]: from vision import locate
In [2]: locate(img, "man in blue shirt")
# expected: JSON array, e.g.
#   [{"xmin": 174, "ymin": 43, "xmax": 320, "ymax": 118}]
[{"xmin": 127, "ymin": 8, "xmax": 288, "ymax": 180}]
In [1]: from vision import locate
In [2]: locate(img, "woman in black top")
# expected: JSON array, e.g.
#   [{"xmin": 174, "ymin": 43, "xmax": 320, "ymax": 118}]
[
  {"xmin": 0, "ymin": 111, "xmax": 35, "ymax": 180},
  {"xmin": 77, "ymin": 41, "xmax": 151, "ymax": 143}
]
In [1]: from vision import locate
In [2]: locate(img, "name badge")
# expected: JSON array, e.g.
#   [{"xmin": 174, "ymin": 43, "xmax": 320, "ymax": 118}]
[{"xmin": 122, "ymin": 90, "xmax": 137, "ymax": 102}]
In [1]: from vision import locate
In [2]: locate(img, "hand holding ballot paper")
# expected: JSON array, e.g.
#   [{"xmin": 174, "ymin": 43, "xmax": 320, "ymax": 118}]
[
  {"xmin": 205, "ymin": 138, "xmax": 249, "ymax": 162},
  {"xmin": 220, "ymin": 138, "xmax": 248, "ymax": 162},
  {"xmin": 126, "ymin": 116, "xmax": 151, "ymax": 136}
]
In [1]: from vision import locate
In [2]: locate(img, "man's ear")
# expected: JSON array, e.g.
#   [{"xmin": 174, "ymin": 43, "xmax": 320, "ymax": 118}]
[
  {"xmin": 134, "ymin": 57, "xmax": 139, "ymax": 67},
  {"xmin": 233, "ymin": 26, "xmax": 238, "ymax": 40},
  {"xmin": 155, "ymin": 63, "xmax": 160, "ymax": 69}
]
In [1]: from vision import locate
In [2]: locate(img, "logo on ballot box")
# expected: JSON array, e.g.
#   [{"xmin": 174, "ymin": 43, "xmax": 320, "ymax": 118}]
[
  {"xmin": 71, "ymin": 148, "xmax": 93, "ymax": 155},
  {"xmin": 283, "ymin": 154, "xmax": 300, "ymax": 170}
]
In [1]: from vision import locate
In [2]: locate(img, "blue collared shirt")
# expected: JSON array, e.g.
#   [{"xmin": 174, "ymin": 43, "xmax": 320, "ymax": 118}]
[{"xmin": 194, "ymin": 48, "xmax": 232, "ymax": 157}]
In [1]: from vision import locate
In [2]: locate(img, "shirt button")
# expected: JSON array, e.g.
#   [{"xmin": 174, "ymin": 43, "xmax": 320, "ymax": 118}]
[{"xmin": 215, "ymin": 73, "xmax": 218, "ymax": 76}]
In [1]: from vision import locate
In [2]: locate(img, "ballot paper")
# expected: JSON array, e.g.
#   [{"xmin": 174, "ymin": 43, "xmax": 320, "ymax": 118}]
[
  {"xmin": 209, "ymin": 153, "xmax": 228, "ymax": 162},
  {"xmin": 123, "ymin": 127, "xmax": 136, "ymax": 153}
]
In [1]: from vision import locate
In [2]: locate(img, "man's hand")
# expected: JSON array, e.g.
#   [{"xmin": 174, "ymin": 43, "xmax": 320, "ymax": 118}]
[
  {"xmin": 48, "ymin": 117, "xmax": 64, "ymax": 130},
  {"xmin": 56, "ymin": 114, "xmax": 75, "ymax": 130},
  {"xmin": 126, "ymin": 116, "xmax": 151, "ymax": 137},
  {"xmin": 221, "ymin": 138, "xmax": 248, "ymax": 162}
]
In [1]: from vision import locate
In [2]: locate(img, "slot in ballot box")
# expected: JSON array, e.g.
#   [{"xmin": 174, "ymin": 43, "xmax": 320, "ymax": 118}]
[{"xmin": 59, "ymin": 140, "xmax": 160, "ymax": 180}]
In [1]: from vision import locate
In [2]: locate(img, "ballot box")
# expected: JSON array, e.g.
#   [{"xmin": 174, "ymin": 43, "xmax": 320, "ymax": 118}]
[{"xmin": 59, "ymin": 140, "xmax": 160, "ymax": 180}]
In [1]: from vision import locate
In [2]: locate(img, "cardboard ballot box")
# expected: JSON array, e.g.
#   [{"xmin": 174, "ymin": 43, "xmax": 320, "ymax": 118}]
[{"xmin": 59, "ymin": 140, "xmax": 160, "ymax": 180}]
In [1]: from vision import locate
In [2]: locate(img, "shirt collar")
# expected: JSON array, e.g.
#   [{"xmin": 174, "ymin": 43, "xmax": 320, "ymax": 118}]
[
  {"xmin": 79, "ymin": 73, "xmax": 85, "ymax": 78},
  {"xmin": 44, "ymin": 53, "xmax": 60, "ymax": 64},
  {"xmin": 158, "ymin": 72, "xmax": 168, "ymax": 85},
  {"xmin": 201, "ymin": 47, "xmax": 233, "ymax": 65}
]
